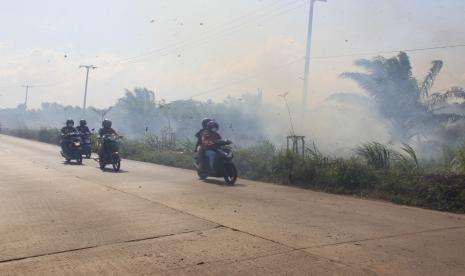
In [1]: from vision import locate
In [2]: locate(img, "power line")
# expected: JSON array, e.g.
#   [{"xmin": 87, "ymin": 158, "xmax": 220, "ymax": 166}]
[
  {"xmin": 4, "ymin": 41, "xmax": 465, "ymax": 108},
  {"xmin": 33, "ymin": 73, "xmax": 76, "ymax": 88},
  {"xmin": 66, "ymin": 43, "xmax": 465, "ymax": 95},
  {"xmin": 1, "ymin": 1, "xmax": 303, "ymax": 91},
  {"xmin": 100, "ymin": 0, "xmax": 307, "ymax": 67},
  {"xmin": 21, "ymin": 42, "xmax": 465, "ymax": 106},
  {"xmin": 188, "ymin": 56, "xmax": 305, "ymax": 99},
  {"xmin": 312, "ymin": 43, "xmax": 465, "ymax": 60},
  {"xmin": 23, "ymin": 1, "xmax": 306, "ymax": 93},
  {"xmin": 108, "ymin": 0, "xmax": 291, "ymax": 64},
  {"xmin": 178, "ymin": 43, "xmax": 465, "ymax": 100},
  {"xmin": 110, "ymin": 0, "xmax": 305, "ymax": 66}
]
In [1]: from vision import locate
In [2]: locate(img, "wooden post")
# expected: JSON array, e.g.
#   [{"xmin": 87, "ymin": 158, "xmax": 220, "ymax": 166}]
[{"xmin": 286, "ymin": 135, "xmax": 306, "ymax": 157}]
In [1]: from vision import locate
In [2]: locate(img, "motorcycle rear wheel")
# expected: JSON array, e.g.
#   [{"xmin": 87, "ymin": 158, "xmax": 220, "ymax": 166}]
[{"xmin": 197, "ymin": 170, "xmax": 208, "ymax": 180}]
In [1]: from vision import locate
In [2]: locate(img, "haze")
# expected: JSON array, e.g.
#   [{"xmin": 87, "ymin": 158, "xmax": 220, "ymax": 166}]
[{"xmin": 0, "ymin": 0, "xmax": 464, "ymax": 110}]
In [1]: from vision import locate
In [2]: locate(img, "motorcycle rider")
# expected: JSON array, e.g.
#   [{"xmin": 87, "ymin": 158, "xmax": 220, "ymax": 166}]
[
  {"xmin": 194, "ymin": 118, "xmax": 212, "ymax": 152},
  {"xmin": 60, "ymin": 119, "xmax": 77, "ymax": 153},
  {"xmin": 76, "ymin": 119, "xmax": 90, "ymax": 134},
  {"xmin": 98, "ymin": 119, "xmax": 118, "ymax": 136},
  {"xmin": 98, "ymin": 119, "xmax": 118, "ymax": 157},
  {"xmin": 200, "ymin": 120, "xmax": 222, "ymax": 173}
]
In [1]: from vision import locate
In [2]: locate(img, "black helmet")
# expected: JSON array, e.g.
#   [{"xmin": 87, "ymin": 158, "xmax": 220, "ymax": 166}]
[
  {"xmin": 201, "ymin": 118, "xmax": 212, "ymax": 128},
  {"xmin": 102, "ymin": 119, "xmax": 112, "ymax": 128},
  {"xmin": 66, "ymin": 119, "xmax": 74, "ymax": 126},
  {"xmin": 206, "ymin": 120, "xmax": 219, "ymax": 131},
  {"xmin": 79, "ymin": 119, "xmax": 87, "ymax": 126}
]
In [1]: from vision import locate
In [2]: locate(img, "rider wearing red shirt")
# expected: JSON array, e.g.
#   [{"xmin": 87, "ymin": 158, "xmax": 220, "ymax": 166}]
[{"xmin": 200, "ymin": 121, "xmax": 221, "ymax": 172}]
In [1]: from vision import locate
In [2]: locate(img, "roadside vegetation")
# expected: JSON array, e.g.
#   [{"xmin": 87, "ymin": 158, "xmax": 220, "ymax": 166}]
[{"xmin": 3, "ymin": 128, "xmax": 465, "ymax": 213}]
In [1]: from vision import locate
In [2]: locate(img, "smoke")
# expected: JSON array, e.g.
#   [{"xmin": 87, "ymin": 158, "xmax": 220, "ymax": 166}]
[
  {"xmin": 303, "ymin": 93, "xmax": 390, "ymax": 155},
  {"xmin": 0, "ymin": 87, "xmax": 390, "ymax": 156},
  {"xmin": 0, "ymin": 83, "xmax": 462, "ymax": 159},
  {"xmin": 1, "ymin": 0, "xmax": 465, "ymax": 157}
]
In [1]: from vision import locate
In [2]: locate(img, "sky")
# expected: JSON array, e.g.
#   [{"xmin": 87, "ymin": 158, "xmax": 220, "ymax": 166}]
[{"xmin": 0, "ymin": 0, "xmax": 464, "ymax": 109}]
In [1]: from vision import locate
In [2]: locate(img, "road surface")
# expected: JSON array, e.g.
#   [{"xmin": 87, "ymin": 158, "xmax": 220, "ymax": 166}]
[{"xmin": 0, "ymin": 134, "xmax": 464, "ymax": 275}]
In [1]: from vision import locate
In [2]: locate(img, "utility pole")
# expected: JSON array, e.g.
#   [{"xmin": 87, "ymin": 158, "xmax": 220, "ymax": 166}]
[
  {"xmin": 301, "ymin": 0, "xmax": 326, "ymax": 129},
  {"xmin": 21, "ymin": 84, "xmax": 33, "ymax": 109},
  {"xmin": 79, "ymin": 65, "xmax": 97, "ymax": 112}
]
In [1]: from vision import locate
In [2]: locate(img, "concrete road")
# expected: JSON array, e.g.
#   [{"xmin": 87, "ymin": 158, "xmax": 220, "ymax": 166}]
[{"xmin": 0, "ymin": 135, "xmax": 464, "ymax": 276}]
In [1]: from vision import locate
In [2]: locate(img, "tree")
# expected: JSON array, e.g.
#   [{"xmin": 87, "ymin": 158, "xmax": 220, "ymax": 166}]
[
  {"xmin": 116, "ymin": 88, "xmax": 157, "ymax": 135},
  {"xmin": 341, "ymin": 52, "xmax": 462, "ymax": 143}
]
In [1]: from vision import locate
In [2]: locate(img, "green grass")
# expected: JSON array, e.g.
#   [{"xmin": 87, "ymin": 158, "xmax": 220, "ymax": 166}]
[
  {"xmin": 4, "ymin": 128, "xmax": 465, "ymax": 213},
  {"xmin": 5, "ymin": 128, "xmax": 61, "ymax": 145}
]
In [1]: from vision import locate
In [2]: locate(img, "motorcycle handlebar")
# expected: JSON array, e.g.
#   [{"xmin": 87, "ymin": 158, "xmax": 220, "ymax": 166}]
[
  {"xmin": 97, "ymin": 135, "xmax": 123, "ymax": 140},
  {"xmin": 62, "ymin": 132, "xmax": 80, "ymax": 136},
  {"xmin": 218, "ymin": 139, "xmax": 233, "ymax": 146}
]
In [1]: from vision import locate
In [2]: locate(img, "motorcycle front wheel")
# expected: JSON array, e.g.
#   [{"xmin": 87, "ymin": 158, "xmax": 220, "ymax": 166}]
[
  {"xmin": 223, "ymin": 163, "xmax": 237, "ymax": 185},
  {"xmin": 112, "ymin": 155, "xmax": 121, "ymax": 172}
]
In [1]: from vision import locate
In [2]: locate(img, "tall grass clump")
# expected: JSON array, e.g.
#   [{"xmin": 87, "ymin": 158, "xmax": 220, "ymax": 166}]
[{"xmin": 356, "ymin": 142, "xmax": 393, "ymax": 169}]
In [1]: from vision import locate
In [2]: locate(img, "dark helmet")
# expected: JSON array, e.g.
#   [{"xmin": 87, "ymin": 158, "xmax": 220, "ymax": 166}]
[
  {"xmin": 201, "ymin": 118, "xmax": 212, "ymax": 128},
  {"xmin": 206, "ymin": 120, "xmax": 219, "ymax": 131},
  {"xmin": 79, "ymin": 119, "xmax": 87, "ymax": 126},
  {"xmin": 102, "ymin": 119, "xmax": 112, "ymax": 128},
  {"xmin": 66, "ymin": 119, "xmax": 74, "ymax": 126}
]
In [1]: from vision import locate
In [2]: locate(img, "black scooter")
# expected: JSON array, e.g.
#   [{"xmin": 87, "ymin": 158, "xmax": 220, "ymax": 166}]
[
  {"xmin": 195, "ymin": 140, "xmax": 238, "ymax": 185},
  {"xmin": 98, "ymin": 134, "xmax": 122, "ymax": 171},
  {"xmin": 80, "ymin": 132, "xmax": 92, "ymax": 159},
  {"xmin": 60, "ymin": 133, "xmax": 83, "ymax": 164}
]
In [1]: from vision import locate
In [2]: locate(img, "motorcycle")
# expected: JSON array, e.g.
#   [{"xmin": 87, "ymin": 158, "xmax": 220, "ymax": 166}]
[
  {"xmin": 98, "ymin": 134, "xmax": 122, "ymax": 171},
  {"xmin": 80, "ymin": 132, "xmax": 92, "ymax": 159},
  {"xmin": 195, "ymin": 140, "xmax": 238, "ymax": 185},
  {"xmin": 60, "ymin": 133, "xmax": 83, "ymax": 164}
]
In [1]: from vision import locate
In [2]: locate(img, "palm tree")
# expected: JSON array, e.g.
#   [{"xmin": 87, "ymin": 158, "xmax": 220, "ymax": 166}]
[
  {"xmin": 118, "ymin": 88, "xmax": 156, "ymax": 115},
  {"xmin": 341, "ymin": 52, "xmax": 462, "ymax": 143},
  {"xmin": 419, "ymin": 60, "xmax": 443, "ymax": 102},
  {"xmin": 116, "ymin": 88, "xmax": 157, "ymax": 135}
]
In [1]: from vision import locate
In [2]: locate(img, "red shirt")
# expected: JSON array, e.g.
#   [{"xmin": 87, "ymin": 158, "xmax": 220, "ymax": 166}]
[{"xmin": 201, "ymin": 130, "xmax": 222, "ymax": 149}]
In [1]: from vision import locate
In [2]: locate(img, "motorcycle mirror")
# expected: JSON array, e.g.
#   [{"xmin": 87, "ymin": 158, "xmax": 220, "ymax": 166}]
[{"xmin": 91, "ymin": 128, "xmax": 95, "ymax": 131}]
